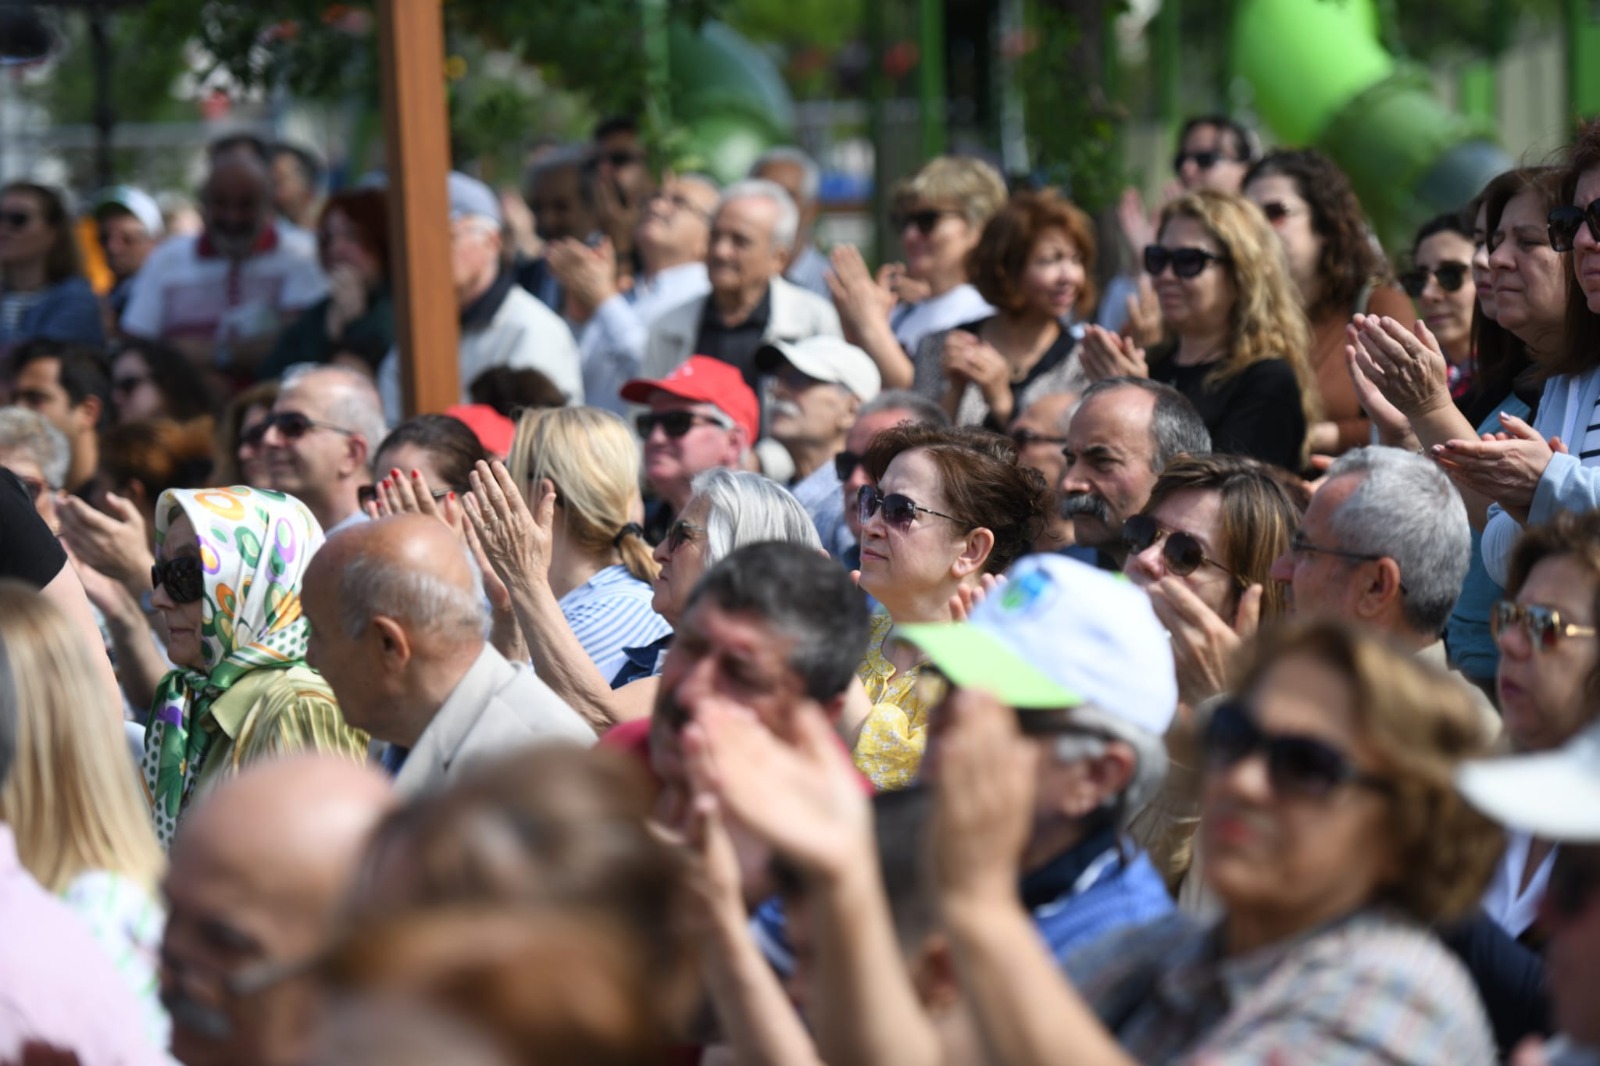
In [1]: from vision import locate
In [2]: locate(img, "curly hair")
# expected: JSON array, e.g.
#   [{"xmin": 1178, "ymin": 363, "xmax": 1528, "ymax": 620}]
[
  {"xmin": 1243, "ymin": 149, "xmax": 1391, "ymax": 322},
  {"xmin": 1154, "ymin": 190, "xmax": 1320, "ymax": 435},
  {"xmin": 965, "ymin": 189, "xmax": 1098, "ymax": 320},
  {"xmin": 1229, "ymin": 620, "xmax": 1503, "ymax": 924},
  {"xmin": 862, "ymin": 421, "xmax": 1050, "ymax": 575}
]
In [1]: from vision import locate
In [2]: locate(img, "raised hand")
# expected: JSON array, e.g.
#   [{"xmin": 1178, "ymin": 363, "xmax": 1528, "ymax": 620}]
[
  {"xmin": 1344, "ymin": 341, "xmax": 1417, "ymax": 448},
  {"xmin": 463, "ymin": 459, "xmax": 553, "ymax": 593},
  {"xmin": 948, "ymin": 572, "xmax": 1007, "ymax": 622},
  {"xmin": 931, "ymin": 687, "xmax": 1038, "ymax": 907},
  {"xmin": 826, "ymin": 244, "xmax": 897, "ymax": 343},
  {"xmin": 1430, "ymin": 411, "xmax": 1555, "ymax": 512},
  {"xmin": 1348, "ymin": 314, "xmax": 1453, "ymax": 418},
  {"xmin": 1122, "ymin": 274, "xmax": 1163, "ymax": 349},
  {"xmin": 1080, "ymin": 323, "xmax": 1149, "ymax": 382},
  {"xmin": 56, "ymin": 491, "xmax": 154, "ymax": 592},
  {"xmin": 546, "ymin": 236, "xmax": 619, "ymax": 319},
  {"xmin": 1146, "ymin": 576, "xmax": 1259, "ymax": 710}
]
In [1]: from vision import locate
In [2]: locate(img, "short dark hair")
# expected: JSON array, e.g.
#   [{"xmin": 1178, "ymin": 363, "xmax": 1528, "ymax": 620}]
[
  {"xmin": 9, "ymin": 340, "xmax": 111, "ymax": 421},
  {"xmin": 375, "ymin": 414, "xmax": 489, "ymax": 495},
  {"xmin": 110, "ymin": 337, "xmax": 215, "ymax": 422},
  {"xmin": 593, "ymin": 115, "xmax": 640, "ymax": 143},
  {"xmin": 272, "ymin": 141, "xmax": 324, "ymax": 188},
  {"xmin": 1077, "ymin": 377, "xmax": 1212, "ymax": 473},
  {"xmin": 468, "ymin": 366, "xmax": 566, "ymax": 418},
  {"xmin": 1177, "ymin": 115, "xmax": 1257, "ymax": 165},
  {"xmin": 684, "ymin": 542, "xmax": 870, "ymax": 703},
  {"xmin": 208, "ymin": 132, "xmax": 272, "ymax": 167},
  {"xmin": 1410, "ymin": 210, "xmax": 1471, "ymax": 256}
]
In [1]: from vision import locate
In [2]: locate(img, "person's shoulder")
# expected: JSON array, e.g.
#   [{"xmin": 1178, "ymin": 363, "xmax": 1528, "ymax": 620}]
[
  {"xmin": 139, "ymin": 234, "xmax": 200, "ymax": 275},
  {"xmin": 1235, "ymin": 356, "xmax": 1303, "ymax": 392},
  {"xmin": 1282, "ymin": 909, "xmax": 1483, "ymax": 1004},
  {"xmin": 494, "ymin": 659, "xmax": 597, "ymax": 743},
  {"xmin": 272, "ymin": 223, "xmax": 321, "ymax": 261}
]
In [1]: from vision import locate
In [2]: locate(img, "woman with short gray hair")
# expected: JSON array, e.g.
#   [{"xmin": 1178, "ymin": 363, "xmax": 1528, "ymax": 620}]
[{"xmin": 0, "ymin": 406, "xmax": 69, "ymax": 532}]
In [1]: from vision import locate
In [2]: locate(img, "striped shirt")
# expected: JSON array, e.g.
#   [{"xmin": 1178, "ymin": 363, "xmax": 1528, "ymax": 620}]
[
  {"xmin": 1062, "ymin": 907, "xmax": 1495, "ymax": 1065},
  {"xmin": 560, "ymin": 565, "xmax": 674, "ymax": 685},
  {"xmin": 1581, "ymin": 397, "xmax": 1600, "ymax": 460}
]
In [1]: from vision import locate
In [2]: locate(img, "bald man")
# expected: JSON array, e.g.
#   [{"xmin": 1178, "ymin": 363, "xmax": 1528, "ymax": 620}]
[
  {"xmin": 160, "ymin": 755, "xmax": 394, "ymax": 1066},
  {"xmin": 121, "ymin": 139, "xmax": 326, "ymax": 378},
  {"xmin": 302, "ymin": 515, "xmax": 593, "ymax": 797}
]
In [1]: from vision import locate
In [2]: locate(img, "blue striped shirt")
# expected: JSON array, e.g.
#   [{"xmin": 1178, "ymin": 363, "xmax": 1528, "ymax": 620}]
[{"xmin": 559, "ymin": 565, "xmax": 674, "ymax": 684}]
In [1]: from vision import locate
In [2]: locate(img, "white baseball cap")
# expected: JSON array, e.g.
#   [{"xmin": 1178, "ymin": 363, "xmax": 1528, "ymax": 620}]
[
  {"xmin": 757, "ymin": 337, "xmax": 882, "ymax": 403},
  {"xmin": 92, "ymin": 185, "xmax": 164, "ymax": 238},
  {"xmin": 1456, "ymin": 720, "xmax": 1600, "ymax": 842},
  {"xmin": 897, "ymin": 554, "xmax": 1178, "ymax": 736}
]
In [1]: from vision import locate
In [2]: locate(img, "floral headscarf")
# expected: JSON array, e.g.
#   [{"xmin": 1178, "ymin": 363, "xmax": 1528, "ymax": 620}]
[{"xmin": 140, "ymin": 487, "xmax": 324, "ymax": 844}]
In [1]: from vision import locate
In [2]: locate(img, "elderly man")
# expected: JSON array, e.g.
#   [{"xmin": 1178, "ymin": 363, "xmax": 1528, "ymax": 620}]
[
  {"xmin": 121, "ymin": 137, "xmax": 326, "ymax": 377},
  {"xmin": 92, "ymin": 185, "xmax": 164, "ymax": 323},
  {"xmin": 619, "ymin": 356, "xmax": 759, "ymax": 541},
  {"xmin": 378, "ymin": 172, "xmax": 582, "ymax": 421},
  {"xmin": 159, "ymin": 756, "xmax": 394, "ymax": 1066},
  {"xmin": 757, "ymin": 336, "xmax": 881, "ymax": 557},
  {"xmin": 302, "ymin": 515, "xmax": 593, "ymax": 797},
  {"xmin": 642, "ymin": 179, "xmax": 841, "ymax": 387},
  {"xmin": 750, "ymin": 146, "xmax": 829, "ymax": 298},
  {"xmin": 262, "ymin": 364, "xmax": 386, "ymax": 536},
  {"xmin": 834, "ymin": 390, "xmax": 950, "ymax": 570},
  {"xmin": 1009, "ymin": 391, "xmax": 1083, "ymax": 557},
  {"xmin": 1059, "ymin": 377, "xmax": 1211, "ymax": 568},
  {"xmin": 6, "ymin": 339, "xmax": 109, "ymax": 495}
]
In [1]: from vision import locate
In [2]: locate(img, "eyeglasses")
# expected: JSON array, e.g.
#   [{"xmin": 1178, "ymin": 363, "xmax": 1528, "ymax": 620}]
[
  {"xmin": 660, "ymin": 191, "xmax": 711, "ymax": 222},
  {"xmin": 1172, "ymin": 150, "xmax": 1236, "ymax": 175},
  {"xmin": 1256, "ymin": 200, "xmax": 1297, "ymax": 224},
  {"xmin": 257, "ymin": 411, "xmax": 356, "ymax": 442},
  {"xmin": 664, "ymin": 518, "xmax": 707, "ymax": 554},
  {"xmin": 833, "ymin": 450, "xmax": 865, "ymax": 483},
  {"xmin": 1008, "ymin": 426, "xmax": 1071, "ymax": 448},
  {"xmin": 1287, "ymin": 530, "xmax": 1405, "ymax": 592},
  {"xmin": 1122, "ymin": 514, "xmax": 1247, "ymax": 587},
  {"xmin": 0, "ymin": 210, "xmax": 35, "ymax": 230},
  {"xmin": 857, "ymin": 484, "xmax": 965, "ymax": 531},
  {"xmin": 239, "ymin": 422, "xmax": 269, "ymax": 450},
  {"xmin": 1143, "ymin": 244, "xmax": 1228, "ymax": 279},
  {"xmin": 892, "ymin": 209, "xmax": 961, "ymax": 236},
  {"xmin": 112, "ymin": 374, "xmax": 151, "ymax": 396},
  {"xmin": 635, "ymin": 410, "xmax": 731, "ymax": 439},
  {"xmin": 151, "ymin": 555, "xmax": 205, "ymax": 605},
  {"xmin": 1490, "ymin": 600, "xmax": 1599, "ymax": 652},
  {"xmin": 1398, "ymin": 262, "xmax": 1470, "ymax": 298},
  {"xmin": 1548, "ymin": 199, "xmax": 1600, "ymax": 252},
  {"xmin": 1204, "ymin": 700, "xmax": 1391, "ymax": 799},
  {"xmin": 4, "ymin": 468, "xmax": 44, "ymax": 501}
]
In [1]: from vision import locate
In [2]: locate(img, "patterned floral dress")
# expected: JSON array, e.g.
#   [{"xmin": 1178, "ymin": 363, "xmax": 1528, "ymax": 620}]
[{"xmin": 852, "ymin": 612, "xmax": 939, "ymax": 790}]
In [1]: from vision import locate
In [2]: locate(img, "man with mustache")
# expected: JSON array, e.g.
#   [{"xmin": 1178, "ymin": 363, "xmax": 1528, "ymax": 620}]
[
  {"xmin": 758, "ymin": 336, "xmax": 882, "ymax": 557},
  {"xmin": 121, "ymin": 135, "xmax": 327, "ymax": 384},
  {"xmin": 159, "ymin": 755, "xmax": 394, "ymax": 1066},
  {"xmin": 1058, "ymin": 376, "xmax": 1211, "ymax": 568}
]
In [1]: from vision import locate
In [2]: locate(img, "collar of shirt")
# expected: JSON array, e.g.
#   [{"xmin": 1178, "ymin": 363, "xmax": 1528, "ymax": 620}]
[
  {"xmin": 196, "ymin": 221, "xmax": 281, "ymax": 260},
  {"xmin": 699, "ymin": 284, "xmax": 772, "ymax": 334},
  {"xmin": 1020, "ymin": 825, "xmax": 1123, "ymax": 911},
  {"xmin": 460, "ymin": 267, "xmax": 517, "ymax": 331}
]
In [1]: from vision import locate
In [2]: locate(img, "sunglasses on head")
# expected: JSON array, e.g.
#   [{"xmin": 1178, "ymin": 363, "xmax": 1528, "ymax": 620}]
[
  {"xmin": 1143, "ymin": 244, "xmax": 1228, "ymax": 279},
  {"xmin": 1490, "ymin": 600, "xmax": 1599, "ymax": 652},
  {"xmin": 892, "ymin": 208, "xmax": 959, "ymax": 236},
  {"xmin": 833, "ymin": 450, "xmax": 865, "ymax": 483},
  {"xmin": 1122, "ymin": 514, "xmax": 1246, "ymax": 587},
  {"xmin": 1008, "ymin": 426, "xmax": 1071, "ymax": 448},
  {"xmin": 664, "ymin": 517, "xmax": 706, "ymax": 554},
  {"xmin": 634, "ymin": 410, "xmax": 730, "ymax": 440},
  {"xmin": 1398, "ymin": 262, "xmax": 1470, "ymax": 298},
  {"xmin": 1548, "ymin": 199, "xmax": 1600, "ymax": 252},
  {"xmin": 152, "ymin": 555, "xmax": 205, "ymax": 605},
  {"xmin": 0, "ymin": 210, "xmax": 35, "ymax": 230},
  {"xmin": 1173, "ymin": 150, "xmax": 1233, "ymax": 174},
  {"xmin": 1204, "ymin": 700, "xmax": 1391, "ymax": 799},
  {"xmin": 856, "ymin": 484, "xmax": 964, "ymax": 531},
  {"xmin": 257, "ymin": 410, "xmax": 355, "ymax": 442}
]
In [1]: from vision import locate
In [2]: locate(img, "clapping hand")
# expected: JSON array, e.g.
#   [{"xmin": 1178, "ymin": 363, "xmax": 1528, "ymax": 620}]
[
  {"xmin": 56, "ymin": 491, "xmax": 154, "ymax": 593},
  {"xmin": 826, "ymin": 245, "xmax": 897, "ymax": 344},
  {"xmin": 1431, "ymin": 412, "xmax": 1557, "ymax": 516},
  {"xmin": 1348, "ymin": 314, "xmax": 1453, "ymax": 418},
  {"xmin": 463, "ymin": 459, "xmax": 552, "ymax": 594},
  {"xmin": 1080, "ymin": 323, "xmax": 1149, "ymax": 382},
  {"xmin": 1146, "ymin": 576, "xmax": 1261, "ymax": 711},
  {"xmin": 547, "ymin": 236, "xmax": 620, "ymax": 319},
  {"xmin": 931, "ymin": 687, "xmax": 1038, "ymax": 907}
]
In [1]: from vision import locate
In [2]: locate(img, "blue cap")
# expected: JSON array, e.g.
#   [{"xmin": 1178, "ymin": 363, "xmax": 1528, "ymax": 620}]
[{"xmin": 448, "ymin": 171, "xmax": 502, "ymax": 225}]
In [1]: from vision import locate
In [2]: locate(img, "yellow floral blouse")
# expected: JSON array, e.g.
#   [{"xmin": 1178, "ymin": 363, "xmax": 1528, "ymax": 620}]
[{"xmin": 852, "ymin": 612, "xmax": 938, "ymax": 790}]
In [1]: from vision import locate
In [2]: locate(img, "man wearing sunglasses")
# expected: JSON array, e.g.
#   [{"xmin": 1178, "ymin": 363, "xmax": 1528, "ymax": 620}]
[
  {"xmin": 620, "ymin": 356, "xmax": 760, "ymax": 542},
  {"xmin": 641, "ymin": 179, "xmax": 841, "ymax": 388},
  {"xmin": 262, "ymin": 365, "xmax": 387, "ymax": 537}
]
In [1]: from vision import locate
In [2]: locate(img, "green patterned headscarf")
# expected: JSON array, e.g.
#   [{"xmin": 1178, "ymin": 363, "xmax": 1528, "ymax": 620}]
[{"xmin": 141, "ymin": 486, "xmax": 324, "ymax": 845}]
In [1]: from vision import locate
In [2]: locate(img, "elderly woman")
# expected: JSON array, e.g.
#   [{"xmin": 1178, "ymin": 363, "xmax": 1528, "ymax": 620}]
[
  {"xmin": 853, "ymin": 422, "xmax": 1051, "ymax": 788},
  {"xmin": 142, "ymin": 486, "xmax": 369, "ymax": 844},
  {"xmin": 912, "ymin": 189, "xmax": 1097, "ymax": 430},
  {"xmin": 932, "ymin": 619, "xmax": 1501, "ymax": 1065},
  {"xmin": 1081, "ymin": 190, "xmax": 1317, "ymax": 472},
  {"xmin": 0, "ymin": 406, "xmax": 69, "ymax": 533},
  {"xmin": 828, "ymin": 156, "xmax": 1009, "ymax": 390},
  {"xmin": 0, "ymin": 181, "xmax": 104, "ymax": 353},
  {"xmin": 467, "ymin": 464, "xmax": 820, "ymax": 732}
]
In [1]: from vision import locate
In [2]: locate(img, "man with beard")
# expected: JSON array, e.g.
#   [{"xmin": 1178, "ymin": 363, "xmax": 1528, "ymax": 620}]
[
  {"xmin": 1058, "ymin": 377, "xmax": 1210, "ymax": 569},
  {"xmin": 121, "ymin": 137, "xmax": 326, "ymax": 383}
]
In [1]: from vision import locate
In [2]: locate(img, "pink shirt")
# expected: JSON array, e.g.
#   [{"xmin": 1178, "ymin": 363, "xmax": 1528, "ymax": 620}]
[{"xmin": 0, "ymin": 825, "xmax": 164, "ymax": 1065}]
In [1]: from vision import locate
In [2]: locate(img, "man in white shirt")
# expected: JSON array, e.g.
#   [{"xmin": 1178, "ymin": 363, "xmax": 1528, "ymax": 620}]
[{"xmin": 377, "ymin": 172, "xmax": 583, "ymax": 421}]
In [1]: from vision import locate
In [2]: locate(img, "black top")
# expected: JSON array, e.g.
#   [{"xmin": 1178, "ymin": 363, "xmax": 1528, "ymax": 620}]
[
  {"xmin": 1149, "ymin": 355, "xmax": 1307, "ymax": 473},
  {"xmin": 695, "ymin": 289, "xmax": 773, "ymax": 390},
  {"xmin": 0, "ymin": 468, "xmax": 66, "ymax": 588}
]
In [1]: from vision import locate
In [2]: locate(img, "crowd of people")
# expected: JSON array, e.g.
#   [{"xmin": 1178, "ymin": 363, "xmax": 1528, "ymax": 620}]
[{"xmin": 2, "ymin": 106, "xmax": 1600, "ymax": 1066}]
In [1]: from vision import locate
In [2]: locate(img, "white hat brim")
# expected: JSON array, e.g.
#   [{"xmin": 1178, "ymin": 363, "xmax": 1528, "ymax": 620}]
[{"xmin": 1456, "ymin": 748, "xmax": 1600, "ymax": 842}]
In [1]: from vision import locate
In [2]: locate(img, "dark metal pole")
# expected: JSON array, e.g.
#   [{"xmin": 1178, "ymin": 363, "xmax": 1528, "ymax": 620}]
[{"xmin": 88, "ymin": 5, "xmax": 113, "ymax": 188}]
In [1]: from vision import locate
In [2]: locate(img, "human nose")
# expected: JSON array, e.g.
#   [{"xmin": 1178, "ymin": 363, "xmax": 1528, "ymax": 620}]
[
  {"xmin": 150, "ymin": 577, "xmax": 175, "ymax": 611},
  {"xmin": 260, "ymin": 419, "xmax": 286, "ymax": 448},
  {"xmin": 1487, "ymin": 238, "xmax": 1514, "ymax": 273},
  {"xmin": 1127, "ymin": 539, "xmax": 1166, "ymax": 584},
  {"xmin": 652, "ymin": 536, "xmax": 671, "ymax": 566},
  {"xmin": 1058, "ymin": 460, "xmax": 1088, "ymax": 498},
  {"xmin": 1268, "ymin": 549, "xmax": 1294, "ymax": 583}
]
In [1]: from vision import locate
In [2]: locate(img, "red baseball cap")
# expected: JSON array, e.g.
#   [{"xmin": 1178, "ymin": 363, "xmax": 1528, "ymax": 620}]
[
  {"xmin": 619, "ymin": 356, "xmax": 760, "ymax": 441},
  {"xmin": 444, "ymin": 403, "xmax": 517, "ymax": 459}
]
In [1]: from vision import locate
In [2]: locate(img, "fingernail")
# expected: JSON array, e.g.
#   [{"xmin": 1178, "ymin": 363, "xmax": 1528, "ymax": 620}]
[
  {"xmin": 411, "ymin": 469, "xmax": 421, "ymax": 478},
  {"xmin": 448, "ymin": 492, "xmax": 456, "ymax": 501}
]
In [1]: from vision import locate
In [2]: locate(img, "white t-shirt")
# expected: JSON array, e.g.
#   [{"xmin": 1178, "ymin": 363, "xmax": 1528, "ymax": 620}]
[{"xmin": 891, "ymin": 283, "xmax": 994, "ymax": 353}]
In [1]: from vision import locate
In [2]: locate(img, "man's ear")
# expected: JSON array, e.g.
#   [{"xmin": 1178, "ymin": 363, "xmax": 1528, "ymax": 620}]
[
  {"xmin": 76, "ymin": 394, "xmax": 103, "ymax": 432},
  {"xmin": 1353, "ymin": 557, "xmax": 1404, "ymax": 623},
  {"xmin": 344, "ymin": 434, "xmax": 374, "ymax": 480},
  {"xmin": 370, "ymin": 615, "xmax": 412, "ymax": 669}
]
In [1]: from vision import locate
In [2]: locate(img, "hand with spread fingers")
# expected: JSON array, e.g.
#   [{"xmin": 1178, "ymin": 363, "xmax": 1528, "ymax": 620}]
[
  {"xmin": 464, "ymin": 459, "xmax": 553, "ymax": 595},
  {"xmin": 1080, "ymin": 323, "xmax": 1150, "ymax": 382},
  {"xmin": 949, "ymin": 572, "xmax": 1006, "ymax": 622},
  {"xmin": 1344, "ymin": 340, "xmax": 1417, "ymax": 449},
  {"xmin": 827, "ymin": 244, "xmax": 897, "ymax": 339},
  {"xmin": 55, "ymin": 491, "xmax": 154, "ymax": 593},
  {"xmin": 368, "ymin": 466, "xmax": 458, "ymax": 527},
  {"xmin": 1348, "ymin": 314, "xmax": 1453, "ymax": 419},
  {"xmin": 1431, "ymin": 411, "xmax": 1556, "ymax": 515},
  {"xmin": 1147, "ymin": 576, "xmax": 1260, "ymax": 711},
  {"xmin": 1122, "ymin": 274, "xmax": 1164, "ymax": 350}
]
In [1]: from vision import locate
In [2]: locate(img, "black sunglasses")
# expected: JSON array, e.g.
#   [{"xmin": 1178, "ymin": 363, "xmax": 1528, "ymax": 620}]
[
  {"xmin": 1173, "ymin": 150, "xmax": 1234, "ymax": 174},
  {"xmin": 1548, "ymin": 199, "xmax": 1600, "ymax": 253},
  {"xmin": 892, "ymin": 208, "xmax": 960, "ymax": 236},
  {"xmin": 1143, "ymin": 244, "xmax": 1228, "ymax": 279},
  {"xmin": 152, "ymin": 555, "xmax": 205, "ymax": 605},
  {"xmin": 1204, "ymin": 700, "xmax": 1391, "ymax": 799},
  {"xmin": 857, "ymin": 484, "xmax": 964, "ymax": 531},
  {"xmin": 635, "ymin": 410, "xmax": 730, "ymax": 440},
  {"xmin": 0, "ymin": 209, "xmax": 35, "ymax": 230},
  {"xmin": 664, "ymin": 517, "xmax": 707, "ymax": 554},
  {"xmin": 833, "ymin": 450, "xmax": 865, "ymax": 482},
  {"xmin": 1490, "ymin": 600, "xmax": 1599, "ymax": 652},
  {"xmin": 1008, "ymin": 426, "xmax": 1070, "ymax": 448},
  {"xmin": 1122, "ymin": 514, "xmax": 1247, "ymax": 587},
  {"xmin": 1399, "ymin": 262, "xmax": 1470, "ymax": 298},
  {"xmin": 601, "ymin": 150, "xmax": 643, "ymax": 169},
  {"xmin": 258, "ymin": 410, "xmax": 355, "ymax": 442}
]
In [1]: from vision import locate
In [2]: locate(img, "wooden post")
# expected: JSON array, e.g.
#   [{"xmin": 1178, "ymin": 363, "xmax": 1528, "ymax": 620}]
[{"xmin": 376, "ymin": 0, "xmax": 459, "ymax": 416}]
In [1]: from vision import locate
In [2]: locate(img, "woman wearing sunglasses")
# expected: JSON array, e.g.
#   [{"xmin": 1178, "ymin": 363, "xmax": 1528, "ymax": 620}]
[
  {"xmin": 1400, "ymin": 212, "xmax": 1479, "ymax": 402},
  {"xmin": 1241, "ymin": 150, "xmax": 1416, "ymax": 459},
  {"xmin": 142, "ymin": 486, "xmax": 370, "ymax": 845},
  {"xmin": 826, "ymin": 156, "xmax": 1007, "ymax": 391},
  {"xmin": 852, "ymin": 422, "xmax": 1050, "ymax": 789},
  {"xmin": 1480, "ymin": 511, "xmax": 1600, "ymax": 940},
  {"xmin": 0, "ymin": 181, "xmax": 104, "ymax": 354},
  {"xmin": 1081, "ymin": 189, "xmax": 1317, "ymax": 474},
  {"xmin": 932, "ymin": 619, "xmax": 1500, "ymax": 1066},
  {"xmin": 909, "ymin": 189, "xmax": 1097, "ymax": 432}
]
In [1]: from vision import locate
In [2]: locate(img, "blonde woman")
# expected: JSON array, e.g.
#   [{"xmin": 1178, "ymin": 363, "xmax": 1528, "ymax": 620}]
[
  {"xmin": 1081, "ymin": 189, "xmax": 1317, "ymax": 472},
  {"xmin": 0, "ymin": 580, "xmax": 168, "ymax": 1048}
]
